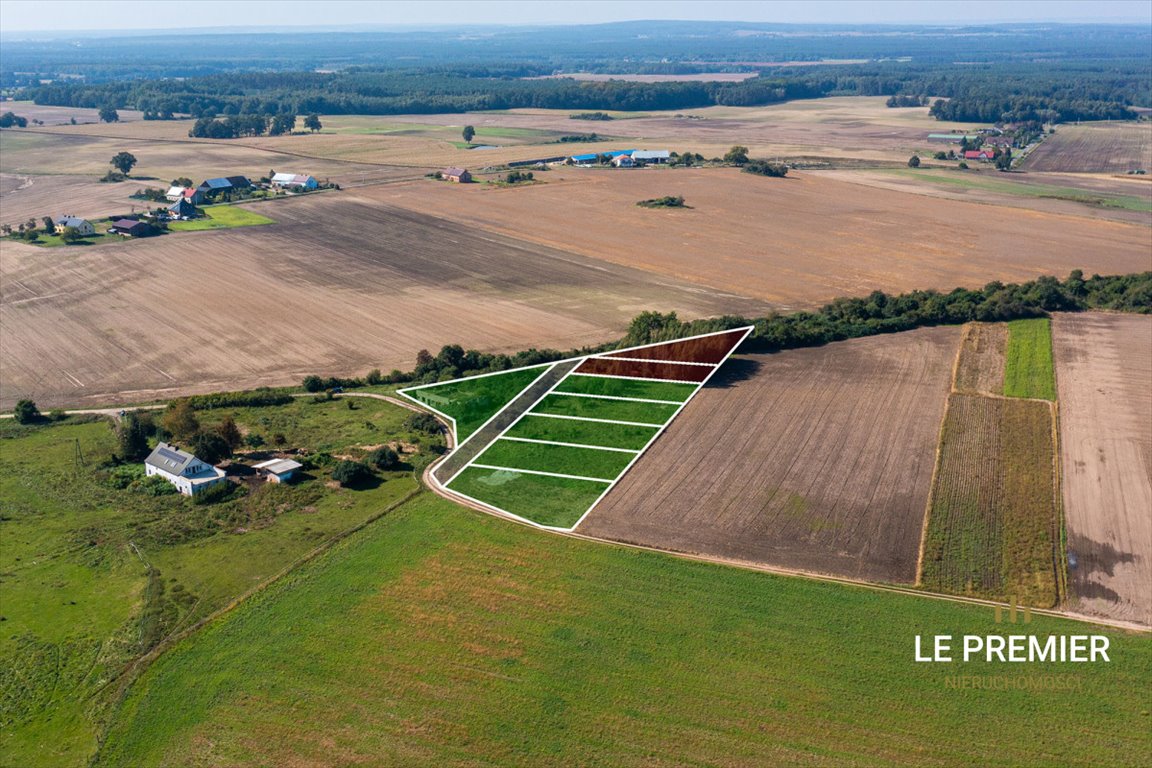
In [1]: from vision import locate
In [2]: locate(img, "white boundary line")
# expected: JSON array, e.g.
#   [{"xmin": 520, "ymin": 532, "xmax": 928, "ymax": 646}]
[
  {"xmin": 398, "ymin": 362, "xmax": 557, "ymax": 450},
  {"xmin": 545, "ymin": 391, "xmax": 685, "ymax": 405},
  {"xmin": 524, "ymin": 412, "xmax": 667, "ymax": 429},
  {"xmin": 469, "ymin": 463, "xmax": 614, "ymax": 484},
  {"xmin": 500, "ymin": 436, "xmax": 641, "ymax": 454},
  {"xmin": 596, "ymin": 356, "xmax": 714, "ymax": 367},
  {"xmin": 591, "ymin": 325, "xmax": 752, "ymax": 359},
  {"xmin": 565, "ymin": 371, "xmax": 705, "ymax": 386},
  {"xmin": 397, "ymin": 361, "xmax": 553, "ymax": 392},
  {"xmin": 443, "ymin": 325, "xmax": 754, "ymax": 531}
]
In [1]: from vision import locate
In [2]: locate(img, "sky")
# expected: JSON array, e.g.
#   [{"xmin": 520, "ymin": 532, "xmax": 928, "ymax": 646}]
[{"xmin": 0, "ymin": 0, "xmax": 1149, "ymax": 32}]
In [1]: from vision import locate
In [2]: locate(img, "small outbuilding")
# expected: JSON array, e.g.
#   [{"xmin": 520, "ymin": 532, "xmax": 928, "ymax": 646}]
[
  {"xmin": 442, "ymin": 167, "xmax": 472, "ymax": 183},
  {"xmin": 144, "ymin": 442, "xmax": 227, "ymax": 496},
  {"xmin": 253, "ymin": 457, "xmax": 303, "ymax": 484},
  {"xmin": 54, "ymin": 216, "xmax": 95, "ymax": 236}
]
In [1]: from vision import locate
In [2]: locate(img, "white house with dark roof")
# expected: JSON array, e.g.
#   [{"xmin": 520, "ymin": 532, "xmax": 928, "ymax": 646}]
[
  {"xmin": 270, "ymin": 172, "xmax": 318, "ymax": 190},
  {"xmin": 144, "ymin": 441, "xmax": 226, "ymax": 496}
]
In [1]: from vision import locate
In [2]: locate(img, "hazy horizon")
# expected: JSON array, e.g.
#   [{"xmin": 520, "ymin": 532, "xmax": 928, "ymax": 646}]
[{"xmin": 1, "ymin": 0, "xmax": 1149, "ymax": 35}]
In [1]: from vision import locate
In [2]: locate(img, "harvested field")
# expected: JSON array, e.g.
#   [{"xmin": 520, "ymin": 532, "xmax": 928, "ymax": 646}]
[
  {"xmin": 920, "ymin": 394, "xmax": 1059, "ymax": 608},
  {"xmin": 1053, "ymin": 312, "xmax": 1152, "ymax": 626},
  {"xmin": 0, "ymin": 194, "xmax": 770, "ymax": 410},
  {"xmin": 371, "ymin": 168, "xmax": 1152, "ymax": 310},
  {"xmin": 953, "ymin": 322, "xmax": 1007, "ymax": 396},
  {"xmin": 579, "ymin": 326, "xmax": 960, "ymax": 582},
  {"xmin": 1022, "ymin": 122, "xmax": 1152, "ymax": 173}
]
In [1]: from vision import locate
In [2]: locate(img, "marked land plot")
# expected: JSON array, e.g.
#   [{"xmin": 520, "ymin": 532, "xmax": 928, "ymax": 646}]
[
  {"xmin": 399, "ymin": 364, "xmax": 552, "ymax": 444},
  {"xmin": 437, "ymin": 328, "xmax": 753, "ymax": 530},
  {"xmin": 575, "ymin": 358, "xmax": 713, "ymax": 382}
]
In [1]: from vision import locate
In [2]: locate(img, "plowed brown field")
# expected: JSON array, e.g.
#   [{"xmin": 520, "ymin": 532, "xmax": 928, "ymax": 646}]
[
  {"xmin": 1053, "ymin": 312, "xmax": 1152, "ymax": 626},
  {"xmin": 0, "ymin": 194, "xmax": 770, "ymax": 410},
  {"xmin": 1022, "ymin": 123, "xmax": 1152, "ymax": 173},
  {"xmin": 578, "ymin": 326, "xmax": 959, "ymax": 582},
  {"xmin": 371, "ymin": 168, "xmax": 1152, "ymax": 310}
]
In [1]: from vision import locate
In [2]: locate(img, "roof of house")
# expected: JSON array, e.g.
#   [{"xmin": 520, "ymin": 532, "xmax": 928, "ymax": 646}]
[
  {"xmin": 632, "ymin": 150, "xmax": 671, "ymax": 160},
  {"xmin": 201, "ymin": 177, "xmax": 233, "ymax": 189},
  {"xmin": 570, "ymin": 153, "xmax": 598, "ymax": 162},
  {"xmin": 168, "ymin": 198, "xmax": 196, "ymax": 214},
  {"xmin": 55, "ymin": 216, "xmax": 90, "ymax": 227},
  {"xmin": 254, "ymin": 458, "xmax": 303, "ymax": 474},
  {"xmin": 443, "ymin": 167, "xmax": 469, "ymax": 176},
  {"xmin": 963, "ymin": 150, "xmax": 995, "ymax": 159},
  {"xmin": 226, "ymin": 175, "xmax": 251, "ymax": 187},
  {"xmin": 167, "ymin": 185, "xmax": 187, "ymax": 196},
  {"xmin": 272, "ymin": 172, "xmax": 315, "ymax": 184},
  {"xmin": 145, "ymin": 442, "xmax": 199, "ymax": 475},
  {"xmin": 183, "ymin": 187, "xmax": 198, "ymax": 198}
]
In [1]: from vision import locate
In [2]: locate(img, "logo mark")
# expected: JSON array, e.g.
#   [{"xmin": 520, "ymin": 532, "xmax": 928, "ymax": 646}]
[{"xmin": 994, "ymin": 595, "xmax": 1032, "ymax": 624}]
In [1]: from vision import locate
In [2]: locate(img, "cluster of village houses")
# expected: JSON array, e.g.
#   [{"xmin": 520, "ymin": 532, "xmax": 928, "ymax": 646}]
[{"xmin": 51, "ymin": 171, "xmax": 319, "ymax": 238}]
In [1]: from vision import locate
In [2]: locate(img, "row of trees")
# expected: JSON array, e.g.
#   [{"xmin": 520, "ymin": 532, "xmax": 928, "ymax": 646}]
[{"xmin": 188, "ymin": 113, "xmax": 321, "ymax": 139}]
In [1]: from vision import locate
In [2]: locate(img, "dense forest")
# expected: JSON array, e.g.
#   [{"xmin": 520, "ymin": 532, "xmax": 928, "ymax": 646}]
[
  {"xmin": 6, "ymin": 22, "xmax": 1149, "ymax": 124},
  {"xmin": 314, "ymin": 272, "xmax": 1152, "ymax": 386}
]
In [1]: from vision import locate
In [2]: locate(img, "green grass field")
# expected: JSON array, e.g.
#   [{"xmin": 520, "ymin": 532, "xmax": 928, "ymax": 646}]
[
  {"xmin": 91, "ymin": 491, "xmax": 1152, "ymax": 767},
  {"xmin": 475, "ymin": 437, "xmax": 635, "ymax": 480},
  {"xmin": 503, "ymin": 414, "xmax": 659, "ymax": 450},
  {"xmin": 401, "ymin": 365, "xmax": 551, "ymax": 442},
  {"xmin": 1003, "ymin": 317, "xmax": 1057, "ymax": 400},
  {"xmin": 553, "ymin": 374, "xmax": 697, "ymax": 401},
  {"xmin": 885, "ymin": 168, "xmax": 1152, "ymax": 212},
  {"xmin": 531, "ymin": 394, "xmax": 678, "ymax": 424},
  {"xmin": 447, "ymin": 466, "xmax": 607, "ymax": 527},
  {"xmin": 0, "ymin": 397, "xmax": 430, "ymax": 768},
  {"xmin": 166, "ymin": 205, "xmax": 275, "ymax": 231}
]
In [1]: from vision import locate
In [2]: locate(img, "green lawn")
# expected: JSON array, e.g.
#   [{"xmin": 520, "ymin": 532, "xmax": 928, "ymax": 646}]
[
  {"xmin": 447, "ymin": 466, "xmax": 608, "ymax": 528},
  {"xmin": 554, "ymin": 374, "xmax": 697, "ymax": 402},
  {"xmin": 885, "ymin": 168, "xmax": 1152, "ymax": 212},
  {"xmin": 0, "ymin": 396, "xmax": 431, "ymax": 768},
  {"xmin": 20, "ymin": 231, "xmax": 108, "ymax": 248},
  {"xmin": 475, "ymin": 437, "xmax": 635, "ymax": 480},
  {"xmin": 92, "ymin": 492, "xmax": 1152, "ymax": 767},
  {"xmin": 503, "ymin": 414, "xmax": 659, "ymax": 450},
  {"xmin": 1003, "ymin": 318, "xmax": 1057, "ymax": 400},
  {"xmin": 531, "ymin": 393, "xmax": 678, "ymax": 424},
  {"xmin": 400, "ymin": 365, "xmax": 552, "ymax": 443},
  {"xmin": 166, "ymin": 205, "xmax": 274, "ymax": 231}
]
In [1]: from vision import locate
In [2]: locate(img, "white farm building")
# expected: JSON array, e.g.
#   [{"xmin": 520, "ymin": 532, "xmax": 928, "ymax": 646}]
[{"xmin": 144, "ymin": 442, "xmax": 227, "ymax": 496}]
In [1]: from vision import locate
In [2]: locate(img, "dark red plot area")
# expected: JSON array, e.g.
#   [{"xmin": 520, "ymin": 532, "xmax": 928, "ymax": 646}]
[
  {"xmin": 576, "ymin": 358, "xmax": 712, "ymax": 382},
  {"xmin": 603, "ymin": 328, "xmax": 748, "ymax": 365}
]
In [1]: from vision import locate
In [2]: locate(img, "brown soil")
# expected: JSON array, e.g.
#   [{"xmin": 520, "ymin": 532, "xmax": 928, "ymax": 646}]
[
  {"xmin": 1022, "ymin": 123, "xmax": 1152, "ymax": 174},
  {"xmin": 953, "ymin": 322, "xmax": 1008, "ymax": 396},
  {"xmin": 578, "ymin": 326, "xmax": 960, "ymax": 582},
  {"xmin": 605, "ymin": 329, "xmax": 748, "ymax": 363},
  {"xmin": 575, "ymin": 358, "xmax": 711, "ymax": 382},
  {"xmin": 372, "ymin": 168, "xmax": 1152, "ymax": 311},
  {"xmin": 1052, "ymin": 312, "xmax": 1152, "ymax": 626},
  {"xmin": 0, "ymin": 194, "xmax": 770, "ymax": 411}
]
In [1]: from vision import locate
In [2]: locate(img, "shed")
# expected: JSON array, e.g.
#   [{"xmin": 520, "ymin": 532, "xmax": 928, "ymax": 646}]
[
  {"xmin": 108, "ymin": 219, "xmax": 152, "ymax": 237},
  {"xmin": 442, "ymin": 167, "xmax": 472, "ymax": 183},
  {"xmin": 570, "ymin": 153, "xmax": 599, "ymax": 165},
  {"xmin": 167, "ymin": 198, "xmax": 198, "ymax": 218},
  {"xmin": 253, "ymin": 457, "xmax": 303, "ymax": 484},
  {"xmin": 271, "ymin": 172, "xmax": 319, "ymax": 190},
  {"xmin": 632, "ymin": 150, "xmax": 671, "ymax": 164}
]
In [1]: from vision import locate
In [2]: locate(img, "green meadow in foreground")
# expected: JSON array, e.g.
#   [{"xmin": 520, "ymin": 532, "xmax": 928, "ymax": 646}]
[
  {"xmin": 95, "ymin": 493, "xmax": 1151, "ymax": 768},
  {"xmin": 446, "ymin": 465, "xmax": 606, "ymax": 527},
  {"xmin": 401, "ymin": 365, "xmax": 551, "ymax": 442},
  {"xmin": 1003, "ymin": 317, "xmax": 1057, "ymax": 400}
]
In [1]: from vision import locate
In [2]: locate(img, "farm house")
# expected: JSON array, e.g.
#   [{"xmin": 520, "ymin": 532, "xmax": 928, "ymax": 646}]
[
  {"xmin": 963, "ymin": 149, "xmax": 996, "ymax": 161},
  {"xmin": 144, "ymin": 442, "xmax": 227, "ymax": 496},
  {"xmin": 197, "ymin": 175, "xmax": 252, "ymax": 198},
  {"xmin": 53, "ymin": 216, "xmax": 95, "ymax": 236},
  {"xmin": 442, "ymin": 167, "xmax": 472, "ymax": 182},
  {"xmin": 166, "ymin": 186, "xmax": 205, "ymax": 204}
]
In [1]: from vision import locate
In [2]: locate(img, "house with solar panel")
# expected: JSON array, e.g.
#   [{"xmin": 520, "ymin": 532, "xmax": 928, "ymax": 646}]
[
  {"xmin": 144, "ymin": 441, "xmax": 227, "ymax": 496},
  {"xmin": 196, "ymin": 175, "xmax": 252, "ymax": 200}
]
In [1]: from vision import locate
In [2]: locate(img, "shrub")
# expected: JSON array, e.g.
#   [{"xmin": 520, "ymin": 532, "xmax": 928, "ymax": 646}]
[
  {"xmin": 367, "ymin": 445, "xmax": 400, "ymax": 470},
  {"xmin": 184, "ymin": 389, "xmax": 292, "ymax": 410},
  {"xmin": 742, "ymin": 160, "xmax": 788, "ymax": 177},
  {"xmin": 332, "ymin": 460, "xmax": 372, "ymax": 487},
  {"xmin": 13, "ymin": 399, "xmax": 41, "ymax": 424},
  {"xmin": 244, "ymin": 433, "xmax": 266, "ymax": 448},
  {"xmin": 405, "ymin": 412, "xmax": 443, "ymax": 436},
  {"xmin": 135, "ymin": 474, "xmax": 179, "ymax": 496},
  {"xmin": 366, "ymin": 368, "xmax": 383, "ymax": 385},
  {"xmin": 192, "ymin": 481, "xmax": 237, "ymax": 505}
]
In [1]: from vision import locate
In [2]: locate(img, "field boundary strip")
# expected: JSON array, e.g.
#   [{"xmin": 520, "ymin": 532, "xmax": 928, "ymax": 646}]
[
  {"xmin": 500, "ymin": 436, "xmax": 641, "ymax": 453},
  {"xmin": 433, "ymin": 326, "xmax": 754, "ymax": 532},
  {"xmin": 546, "ymin": 392, "xmax": 686, "ymax": 404},
  {"xmin": 567, "ymin": 372, "xmax": 705, "ymax": 385},
  {"xmin": 397, "ymin": 361, "xmax": 557, "ymax": 448}
]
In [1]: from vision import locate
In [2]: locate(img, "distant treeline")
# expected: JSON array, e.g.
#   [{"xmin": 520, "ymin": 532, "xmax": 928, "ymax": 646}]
[
  {"xmin": 24, "ymin": 58, "xmax": 1149, "ymax": 124},
  {"xmin": 315, "ymin": 272, "xmax": 1149, "ymax": 388}
]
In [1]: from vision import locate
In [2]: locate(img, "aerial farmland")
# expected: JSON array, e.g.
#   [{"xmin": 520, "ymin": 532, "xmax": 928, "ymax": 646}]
[{"xmin": 1, "ymin": 12, "xmax": 1150, "ymax": 768}]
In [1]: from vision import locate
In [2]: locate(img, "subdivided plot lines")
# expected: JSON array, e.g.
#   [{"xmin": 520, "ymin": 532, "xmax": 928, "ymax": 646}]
[{"xmin": 402, "ymin": 327, "xmax": 752, "ymax": 531}]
